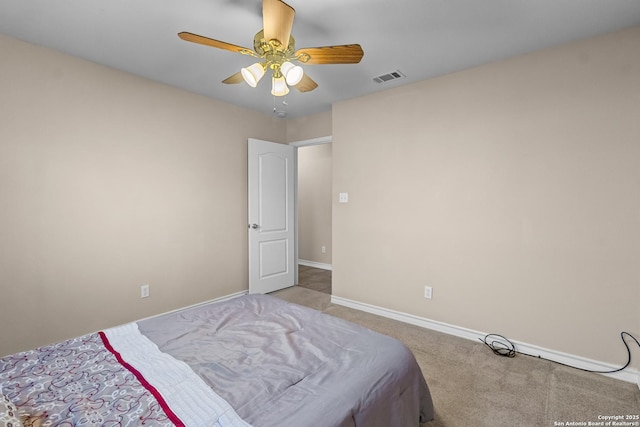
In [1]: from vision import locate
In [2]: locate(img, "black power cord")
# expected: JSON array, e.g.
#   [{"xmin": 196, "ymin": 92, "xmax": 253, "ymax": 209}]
[{"xmin": 480, "ymin": 331, "xmax": 640, "ymax": 374}]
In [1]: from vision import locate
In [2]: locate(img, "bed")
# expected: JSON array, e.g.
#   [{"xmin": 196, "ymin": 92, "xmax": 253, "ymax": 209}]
[{"xmin": 0, "ymin": 294, "xmax": 434, "ymax": 426}]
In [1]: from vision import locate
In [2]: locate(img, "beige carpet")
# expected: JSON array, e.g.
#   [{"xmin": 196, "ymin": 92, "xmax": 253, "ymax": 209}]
[
  {"xmin": 271, "ymin": 286, "xmax": 640, "ymax": 427},
  {"xmin": 298, "ymin": 264, "xmax": 332, "ymax": 294}
]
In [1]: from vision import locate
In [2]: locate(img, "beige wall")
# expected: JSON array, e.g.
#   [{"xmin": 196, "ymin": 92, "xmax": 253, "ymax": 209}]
[
  {"xmin": 0, "ymin": 35, "xmax": 285, "ymax": 356},
  {"xmin": 332, "ymin": 27, "xmax": 640, "ymax": 366},
  {"xmin": 285, "ymin": 110, "xmax": 332, "ymax": 143},
  {"xmin": 297, "ymin": 143, "xmax": 332, "ymax": 265}
]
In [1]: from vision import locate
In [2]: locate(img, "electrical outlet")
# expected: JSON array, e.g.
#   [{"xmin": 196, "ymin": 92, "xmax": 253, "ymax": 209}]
[
  {"xmin": 321, "ymin": 246, "xmax": 326, "ymax": 253},
  {"xmin": 141, "ymin": 284, "xmax": 150, "ymax": 299},
  {"xmin": 424, "ymin": 286, "xmax": 433, "ymax": 300}
]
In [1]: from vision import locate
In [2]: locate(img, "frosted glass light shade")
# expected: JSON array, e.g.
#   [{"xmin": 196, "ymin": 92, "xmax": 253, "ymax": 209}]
[
  {"xmin": 241, "ymin": 62, "xmax": 265, "ymax": 87},
  {"xmin": 280, "ymin": 62, "xmax": 304, "ymax": 86},
  {"xmin": 271, "ymin": 76, "xmax": 290, "ymax": 96}
]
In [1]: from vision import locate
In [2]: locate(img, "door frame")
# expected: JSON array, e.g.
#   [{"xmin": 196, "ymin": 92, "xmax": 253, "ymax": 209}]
[{"xmin": 289, "ymin": 135, "xmax": 332, "ymax": 286}]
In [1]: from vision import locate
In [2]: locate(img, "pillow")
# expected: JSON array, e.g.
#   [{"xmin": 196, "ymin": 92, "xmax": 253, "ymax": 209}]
[{"xmin": 0, "ymin": 393, "xmax": 23, "ymax": 427}]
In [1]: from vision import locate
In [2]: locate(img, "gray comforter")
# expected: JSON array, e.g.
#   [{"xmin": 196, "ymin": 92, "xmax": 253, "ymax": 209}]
[{"xmin": 138, "ymin": 294, "xmax": 434, "ymax": 426}]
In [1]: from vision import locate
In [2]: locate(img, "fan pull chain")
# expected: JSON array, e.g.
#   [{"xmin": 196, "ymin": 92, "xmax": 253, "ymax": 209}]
[{"xmin": 272, "ymin": 95, "xmax": 288, "ymax": 117}]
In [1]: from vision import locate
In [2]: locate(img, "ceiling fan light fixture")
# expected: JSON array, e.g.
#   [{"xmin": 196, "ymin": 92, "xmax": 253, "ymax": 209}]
[
  {"xmin": 271, "ymin": 76, "xmax": 290, "ymax": 96},
  {"xmin": 280, "ymin": 61, "xmax": 304, "ymax": 86},
  {"xmin": 179, "ymin": 0, "xmax": 364, "ymax": 102},
  {"xmin": 241, "ymin": 62, "xmax": 266, "ymax": 87}
]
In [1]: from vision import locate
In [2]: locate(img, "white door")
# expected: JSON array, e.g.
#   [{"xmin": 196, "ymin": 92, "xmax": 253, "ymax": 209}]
[{"xmin": 248, "ymin": 138, "xmax": 295, "ymax": 294}]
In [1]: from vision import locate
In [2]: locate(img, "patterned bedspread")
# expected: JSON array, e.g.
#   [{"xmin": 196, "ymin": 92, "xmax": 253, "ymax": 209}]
[
  {"xmin": 0, "ymin": 324, "xmax": 250, "ymax": 427},
  {"xmin": 0, "ymin": 332, "xmax": 176, "ymax": 426}
]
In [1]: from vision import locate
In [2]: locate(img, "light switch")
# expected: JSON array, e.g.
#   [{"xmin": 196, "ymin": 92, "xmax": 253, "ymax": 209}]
[{"xmin": 339, "ymin": 192, "xmax": 349, "ymax": 203}]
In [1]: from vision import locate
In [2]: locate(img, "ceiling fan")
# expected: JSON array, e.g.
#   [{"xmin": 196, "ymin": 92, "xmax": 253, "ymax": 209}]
[{"xmin": 178, "ymin": 0, "xmax": 364, "ymax": 97}]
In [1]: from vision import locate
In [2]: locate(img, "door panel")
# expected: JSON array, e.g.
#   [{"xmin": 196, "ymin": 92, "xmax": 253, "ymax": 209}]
[
  {"xmin": 260, "ymin": 239, "xmax": 288, "ymax": 277},
  {"xmin": 248, "ymin": 139, "xmax": 295, "ymax": 294}
]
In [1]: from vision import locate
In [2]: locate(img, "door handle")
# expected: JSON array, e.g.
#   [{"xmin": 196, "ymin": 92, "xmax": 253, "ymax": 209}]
[{"xmin": 249, "ymin": 224, "xmax": 260, "ymax": 229}]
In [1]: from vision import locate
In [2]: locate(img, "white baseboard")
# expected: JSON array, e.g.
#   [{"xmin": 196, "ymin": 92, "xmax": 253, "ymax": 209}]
[
  {"xmin": 135, "ymin": 290, "xmax": 248, "ymax": 323},
  {"xmin": 298, "ymin": 259, "xmax": 332, "ymax": 271},
  {"xmin": 331, "ymin": 295, "xmax": 640, "ymax": 387}
]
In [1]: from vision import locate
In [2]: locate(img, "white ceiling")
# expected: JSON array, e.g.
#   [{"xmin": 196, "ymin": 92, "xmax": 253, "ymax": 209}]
[{"xmin": 2, "ymin": 0, "xmax": 640, "ymax": 118}]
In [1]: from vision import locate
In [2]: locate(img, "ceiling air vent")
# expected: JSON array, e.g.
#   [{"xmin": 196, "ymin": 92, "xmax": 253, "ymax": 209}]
[{"xmin": 373, "ymin": 70, "xmax": 406, "ymax": 84}]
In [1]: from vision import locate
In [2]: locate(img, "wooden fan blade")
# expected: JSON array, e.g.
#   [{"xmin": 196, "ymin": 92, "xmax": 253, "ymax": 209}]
[
  {"xmin": 296, "ymin": 45, "xmax": 364, "ymax": 64},
  {"xmin": 263, "ymin": 0, "xmax": 295, "ymax": 50},
  {"xmin": 295, "ymin": 73, "xmax": 318, "ymax": 93},
  {"xmin": 178, "ymin": 32, "xmax": 252, "ymax": 54},
  {"xmin": 222, "ymin": 72, "xmax": 244, "ymax": 84}
]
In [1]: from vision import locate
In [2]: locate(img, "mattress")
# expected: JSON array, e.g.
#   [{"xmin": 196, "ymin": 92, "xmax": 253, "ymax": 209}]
[{"xmin": 1, "ymin": 294, "xmax": 434, "ymax": 426}]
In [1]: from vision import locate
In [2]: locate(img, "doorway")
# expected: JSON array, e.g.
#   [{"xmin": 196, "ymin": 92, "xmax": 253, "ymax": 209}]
[{"xmin": 291, "ymin": 136, "xmax": 332, "ymax": 295}]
